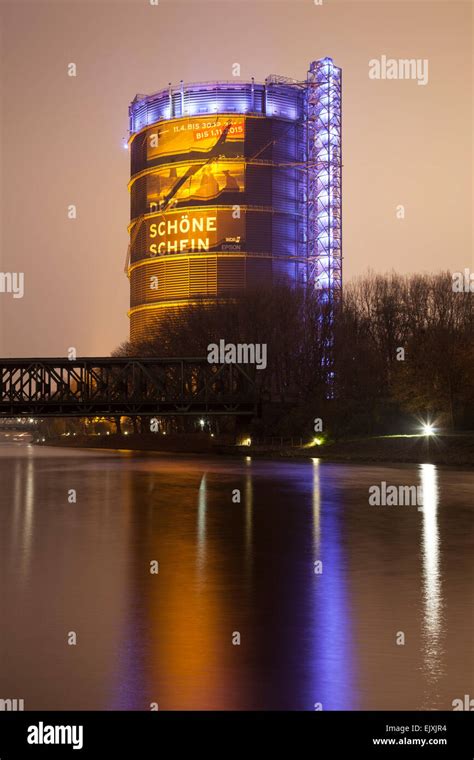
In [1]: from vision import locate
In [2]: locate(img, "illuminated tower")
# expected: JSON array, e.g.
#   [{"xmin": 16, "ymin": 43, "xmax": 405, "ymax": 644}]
[
  {"xmin": 127, "ymin": 59, "xmax": 342, "ymax": 343},
  {"xmin": 306, "ymin": 58, "xmax": 342, "ymax": 309}
]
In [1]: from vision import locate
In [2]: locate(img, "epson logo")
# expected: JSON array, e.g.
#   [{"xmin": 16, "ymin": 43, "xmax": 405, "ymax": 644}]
[{"xmin": 27, "ymin": 722, "xmax": 84, "ymax": 751}]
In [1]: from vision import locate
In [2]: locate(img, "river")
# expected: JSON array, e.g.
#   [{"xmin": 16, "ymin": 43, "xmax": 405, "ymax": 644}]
[{"xmin": 0, "ymin": 443, "xmax": 472, "ymax": 710}]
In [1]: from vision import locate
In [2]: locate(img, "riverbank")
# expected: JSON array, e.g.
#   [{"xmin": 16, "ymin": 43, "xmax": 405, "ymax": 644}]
[
  {"xmin": 37, "ymin": 431, "xmax": 474, "ymax": 466},
  {"xmin": 238, "ymin": 434, "xmax": 474, "ymax": 466}
]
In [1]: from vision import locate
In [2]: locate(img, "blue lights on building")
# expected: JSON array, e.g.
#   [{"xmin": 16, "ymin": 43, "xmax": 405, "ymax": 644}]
[
  {"xmin": 307, "ymin": 59, "xmax": 342, "ymax": 305},
  {"xmin": 129, "ymin": 80, "xmax": 304, "ymax": 133}
]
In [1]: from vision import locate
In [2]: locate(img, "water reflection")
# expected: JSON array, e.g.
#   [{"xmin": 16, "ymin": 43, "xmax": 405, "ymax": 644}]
[
  {"xmin": 312, "ymin": 458, "xmax": 321, "ymax": 553},
  {"xmin": 419, "ymin": 463, "xmax": 444, "ymax": 700},
  {"xmin": 0, "ymin": 447, "xmax": 471, "ymax": 711},
  {"xmin": 197, "ymin": 472, "xmax": 207, "ymax": 577},
  {"xmin": 11, "ymin": 451, "xmax": 35, "ymax": 585},
  {"xmin": 311, "ymin": 462, "xmax": 356, "ymax": 710},
  {"xmin": 244, "ymin": 466, "xmax": 253, "ymax": 581}
]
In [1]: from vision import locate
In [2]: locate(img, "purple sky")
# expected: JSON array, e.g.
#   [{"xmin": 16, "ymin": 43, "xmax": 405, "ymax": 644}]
[{"xmin": 0, "ymin": 0, "xmax": 472, "ymax": 356}]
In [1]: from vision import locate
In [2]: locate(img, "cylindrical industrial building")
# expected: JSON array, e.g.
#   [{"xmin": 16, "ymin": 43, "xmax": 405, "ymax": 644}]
[{"xmin": 127, "ymin": 59, "xmax": 342, "ymax": 343}]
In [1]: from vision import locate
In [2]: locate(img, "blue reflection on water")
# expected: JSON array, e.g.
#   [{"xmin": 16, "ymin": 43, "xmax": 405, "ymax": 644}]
[{"xmin": 311, "ymin": 461, "xmax": 356, "ymax": 710}]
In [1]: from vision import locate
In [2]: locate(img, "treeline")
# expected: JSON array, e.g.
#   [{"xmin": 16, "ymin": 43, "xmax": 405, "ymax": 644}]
[{"xmin": 115, "ymin": 272, "xmax": 474, "ymax": 437}]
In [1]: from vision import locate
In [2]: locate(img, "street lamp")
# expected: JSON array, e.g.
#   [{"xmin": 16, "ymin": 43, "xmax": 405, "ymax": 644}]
[{"xmin": 421, "ymin": 422, "xmax": 435, "ymax": 437}]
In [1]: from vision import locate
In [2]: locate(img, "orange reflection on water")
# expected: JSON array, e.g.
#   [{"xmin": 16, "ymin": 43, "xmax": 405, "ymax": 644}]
[{"xmin": 145, "ymin": 469, "xmax": 245, "ymax": 709}]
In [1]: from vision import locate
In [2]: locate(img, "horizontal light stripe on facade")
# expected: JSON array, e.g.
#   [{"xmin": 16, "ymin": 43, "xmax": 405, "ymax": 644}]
[
  {"xmin": 128, "ymin": 252, "xmax": 308, "ymax": 274},
  {"xmin": 129, "ymin": 299, "xmax": 224, "ymax": 342},
  {"xmin": 128, "ymin": 112, "xmax": 269, "ymax": 147},
  {"xmin": 129, "ymin": 299, "xmax": 221, "ymax": 317}
]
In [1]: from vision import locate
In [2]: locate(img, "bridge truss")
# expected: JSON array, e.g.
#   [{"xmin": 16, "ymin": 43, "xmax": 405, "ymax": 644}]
[{"xmin": 0, "ymin": 358, "xmax": 258, "ymax": 417}]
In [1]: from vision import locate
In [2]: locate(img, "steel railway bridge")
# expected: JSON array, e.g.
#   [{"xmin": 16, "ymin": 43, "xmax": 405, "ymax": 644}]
[{"xmin": 0, "ymin": 358, "xmax": 258, "ymax": 418}]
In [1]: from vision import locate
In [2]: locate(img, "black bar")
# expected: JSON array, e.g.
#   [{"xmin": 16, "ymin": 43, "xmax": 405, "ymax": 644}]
[{"xmin": 0, "ymin": 711, "xmax": 472, "ymax": 758}]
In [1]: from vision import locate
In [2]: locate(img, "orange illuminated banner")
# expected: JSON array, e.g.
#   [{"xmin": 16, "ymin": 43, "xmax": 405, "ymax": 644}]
[
  {"xmin": 147, "ymin": 116, "xmax": 245, "ymax": 160},
  {"xmin": 145, "ymin": 161, "xmax": 244, "ymax": 207},
  {"xmin": 137, "ymin": 208, "xmax": 245, "ymax": 258}
]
